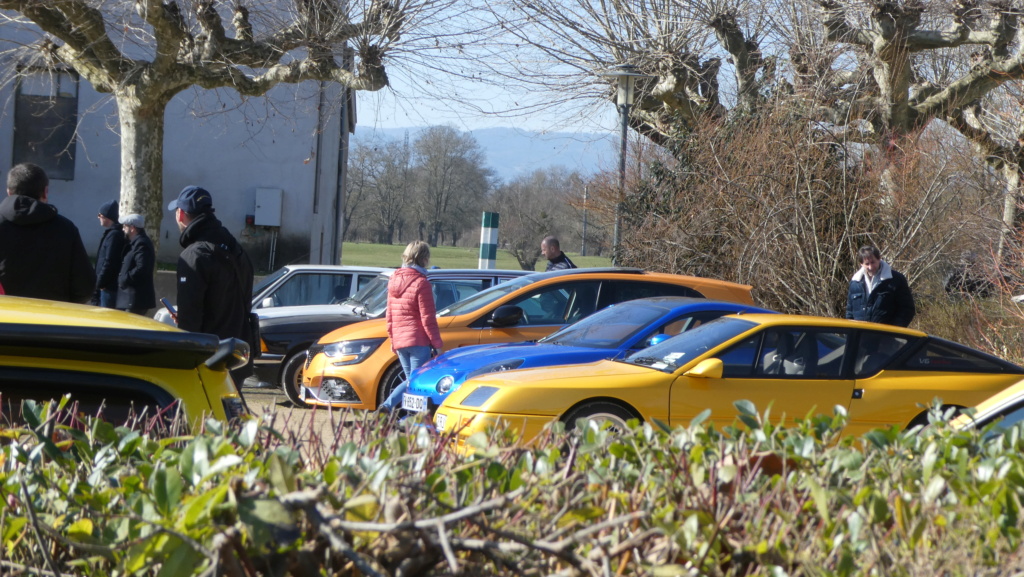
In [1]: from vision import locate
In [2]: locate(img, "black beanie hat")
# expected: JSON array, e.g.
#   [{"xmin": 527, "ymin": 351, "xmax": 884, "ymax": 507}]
[{"xmin": 98, "ymin": 200, "xmax": 119, "ymax": 223}]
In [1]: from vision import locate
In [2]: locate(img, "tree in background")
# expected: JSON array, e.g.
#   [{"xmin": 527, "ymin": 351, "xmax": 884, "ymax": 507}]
[
  {"xmin": 473, "ymin": 0, "xmax": 1024, "ymax": 270},
  {"xmin": 0, "ymin": 0, "xmax": 458, "ymax": 249},
  {"xmin": 490, "ymin": 167, "xmax": 593, "ymax": 270},
  {"xmin": 411, "ymin": 126, "xmax": 491, "ymax": 246}
]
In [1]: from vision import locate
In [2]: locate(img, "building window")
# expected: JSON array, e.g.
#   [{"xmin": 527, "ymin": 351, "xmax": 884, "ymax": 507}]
[{"xmin": 13, "ymin": 69, "xmax": 78, "ymax": 180}]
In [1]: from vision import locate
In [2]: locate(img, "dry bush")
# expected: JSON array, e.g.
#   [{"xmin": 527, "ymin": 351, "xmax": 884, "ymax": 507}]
[{"xmin": 617, "ymin": 106, "xmax": 1004, "ymax": 330}]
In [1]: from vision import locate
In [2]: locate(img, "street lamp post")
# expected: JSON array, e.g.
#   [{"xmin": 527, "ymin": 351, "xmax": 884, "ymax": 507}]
[{"xmin": 600, "ymin": 64, "xmax": 650, "ymax": 266}]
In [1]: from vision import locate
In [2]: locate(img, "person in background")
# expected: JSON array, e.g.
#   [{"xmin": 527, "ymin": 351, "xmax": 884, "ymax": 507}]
[
  {"xmin": 116, "ymin": 213, "xmax": 156, "ymax": 315},
  {"xmin": 0, "ymin": 163, "xmax": 94, "ymax": 303},
  {"xmin": 541, "ymin": 235, "xmax": 577, "ymax": 271},
  {"xmin": 168, "ymin": 185, "xmax": 255, "ymax": 382},
  {"xmin": 378, "ymin": 241, "xmax": 443, "ymax": 412},
  {"xmin": 93, "ymin": 199, "xmax": 125, "ymax": 308},
  {"xmin": 845, "ymin": 245, "xmax": 916, "ymax": 327}
]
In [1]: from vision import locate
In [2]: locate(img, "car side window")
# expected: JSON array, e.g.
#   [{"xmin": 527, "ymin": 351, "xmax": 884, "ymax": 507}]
[
  {"xmin": 452, "ymin": 280, "xmax": 487, "ymax": 302},
  {"xmin": 855, "ymin": 332, "xmax": 911, "ymax": 377},
  {"xmin": 272, "ymin": 273, "xmax": 348, "ymax": 307},
  {"xmin": 510, "ymin": 281, "xmax": 600, "ymax": 326},
  {"xmin": 719, "ymin": 335, "xmax": 763, "ymax": 378},
  {"xmin": 597, "ymin": 281, "xmax": 704, "ymax": 309},
  {"xmin": 757, "ymin": 329, "xmax": 846, "ymax": 378},
  {"xmin": 897, "ymin": 339, "xmax": 1003, "ymax": 373}
]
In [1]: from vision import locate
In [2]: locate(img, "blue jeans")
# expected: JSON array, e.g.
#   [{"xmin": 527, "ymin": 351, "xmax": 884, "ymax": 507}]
[
  {"xmin": 379, "ymin": 346, "xmax": 432, "ymax": 410},
  {"xmin": 99, "ymin": 289, "xmax": 117, "ymax": 309}
]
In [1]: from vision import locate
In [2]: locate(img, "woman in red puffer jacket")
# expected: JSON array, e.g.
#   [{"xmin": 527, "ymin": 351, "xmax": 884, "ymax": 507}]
[{"xmin": 379, "ymin": 241, "xmax": 443, "ymax": 411}]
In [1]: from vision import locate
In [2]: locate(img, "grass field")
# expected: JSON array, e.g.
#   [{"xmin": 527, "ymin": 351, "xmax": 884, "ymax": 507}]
[{"xmin": 339, "ymin": 242, "xmax": 612, "ymax": 272}]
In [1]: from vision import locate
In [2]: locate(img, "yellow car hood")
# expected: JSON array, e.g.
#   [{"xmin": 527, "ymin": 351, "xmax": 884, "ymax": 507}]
[{"xmin": 446, "ymin": 359, "xmax": 668, "ymax": 417}]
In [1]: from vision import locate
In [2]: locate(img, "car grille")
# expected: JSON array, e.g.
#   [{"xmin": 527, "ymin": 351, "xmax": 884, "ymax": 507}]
[{"xmin": 305, "ymin": 343, "xmax": 325, "ymax": 369}]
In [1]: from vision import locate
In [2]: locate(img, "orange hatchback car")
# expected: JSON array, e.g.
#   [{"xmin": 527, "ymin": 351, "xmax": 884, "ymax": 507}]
[{"xmin": 300, "ymin": 268, "xmax": 755, "ymax": 409}]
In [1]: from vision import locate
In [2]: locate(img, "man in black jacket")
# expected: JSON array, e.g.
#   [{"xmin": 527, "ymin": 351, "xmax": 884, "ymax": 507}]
[
  {"xmin": 845, "ymin": 245, "xmax": 916, "ymax": 327},
  {"xmin": 168, "ymin": 185, "xmax": 255, "ymax": 381},
  {"xmin": 116, "ymin": 213, "xmax": 156, "ymax": 315},
  {"xmin": 0, "ymin": 163, "xmax": 94, "ymax": 303},
  {"xmin": 541, "ymin": 235, "xmax": 577, "ymax": 271},
  {"xmin": 93, "ymin": 199, "xmax": 125, "ymax": 308}
]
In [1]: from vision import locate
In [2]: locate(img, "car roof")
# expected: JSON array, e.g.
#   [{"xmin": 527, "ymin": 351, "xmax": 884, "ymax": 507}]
[
  {"xmin": 524, "ymin": 267, "xmax": 753, "ymax": 288},
  {"xmin": 0, "ymin": 296, "xmax": 223, "ymax": 369},
  {"xmin": 376, "ymin": 268, "xmax": 532, "ymax": 278},
  {"xmin": 280, "ymin": 264, "xmax": 391, "ymax": 273},
  {"xmin": 724, "ymin": 313, "xmax": 929, "ymax": 335}
]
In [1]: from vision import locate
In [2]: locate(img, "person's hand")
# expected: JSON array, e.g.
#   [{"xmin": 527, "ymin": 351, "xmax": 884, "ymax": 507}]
[{"xmin": 170, "ymin": 311, "xmax": 178, "ymax": 325}]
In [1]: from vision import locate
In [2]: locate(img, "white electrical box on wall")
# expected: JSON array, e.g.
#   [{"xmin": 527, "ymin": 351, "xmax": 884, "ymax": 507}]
[{"xmin": 254, "ymin": 188, "xmax": 283, "ymax": 227}]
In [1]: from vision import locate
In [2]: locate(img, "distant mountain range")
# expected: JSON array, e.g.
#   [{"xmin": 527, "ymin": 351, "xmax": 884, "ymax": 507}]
[{"xmin": 351, "ymin": 126, "xmax": 617, "ymax": 183}]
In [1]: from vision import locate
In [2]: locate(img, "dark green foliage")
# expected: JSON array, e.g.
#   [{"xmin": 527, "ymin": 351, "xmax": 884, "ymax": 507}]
[{"xmin": 4, "ymin": 400, "xmax": 1024, "ymax": 576}]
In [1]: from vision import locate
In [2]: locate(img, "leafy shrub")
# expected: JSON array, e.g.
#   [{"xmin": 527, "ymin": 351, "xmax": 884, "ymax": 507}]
[{"xmin": 3, "ymin": 399, "xmax": 1024, "ymax": 576}]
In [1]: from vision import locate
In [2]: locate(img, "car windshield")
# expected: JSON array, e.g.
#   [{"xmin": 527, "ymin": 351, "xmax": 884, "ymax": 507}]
[
  {"xmin": 252, "ymin": 267, "xmax": 288, "ymax": 297},
  {"xmin": 623, "ymin": 317, "xmax": 756, "ymax": 373},
  {"xmin": 438, "ymin": 276, "xmax": 536, "ymax": 317},
  {"xmin": 347, "ymin": 276, "xmax": 391, "ymax": 317},
  {"xmin": 539, "ymin": 302, "xmax": 669, "ymax": 349}
]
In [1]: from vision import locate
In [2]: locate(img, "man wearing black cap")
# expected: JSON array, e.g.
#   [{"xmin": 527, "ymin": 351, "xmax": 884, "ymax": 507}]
[
  {"xmin": 0, "ymin": 163, "xmax": 94, "ymax": 303},
  {"xmin": 168, "ymin": 185, "xmax": 256, "ymax": 381},
  {"xmin": 93, "ymin": 199, "xmax": 126, "ymax": 308},
  {"xmin": 116, "ymin": 214, "xmax": 156, "ymax": 315}
]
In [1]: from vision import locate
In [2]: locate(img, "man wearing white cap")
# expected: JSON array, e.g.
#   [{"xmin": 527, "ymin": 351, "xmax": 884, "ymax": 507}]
[{"xmin": 116, "ymin": 213, "xmax": 156, "ymax": 315}]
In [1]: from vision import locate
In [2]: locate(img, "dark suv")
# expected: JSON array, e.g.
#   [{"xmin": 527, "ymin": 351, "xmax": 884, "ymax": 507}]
[{"xmin": 254, "ymin": 268, "xmax": 531, "ymax": 406}]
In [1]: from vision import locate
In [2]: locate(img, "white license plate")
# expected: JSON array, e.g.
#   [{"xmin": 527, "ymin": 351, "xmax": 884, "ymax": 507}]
[
  {"xmin": 403, "ymin": 394, "xmax": 428, "ymax": 412},
  {"xmin": 435, "ymin": 413, "xmax": 447, "ymax": 432}
]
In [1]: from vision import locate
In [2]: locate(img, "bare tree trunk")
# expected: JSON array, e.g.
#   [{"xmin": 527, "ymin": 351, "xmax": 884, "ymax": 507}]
[
  {"xmin": 116, "ymin": 93, "xmax": 169, "ymax": 253},
  {"xmin": 998, "ymin": 165, "xmax": 1023, "ymax": 262}
]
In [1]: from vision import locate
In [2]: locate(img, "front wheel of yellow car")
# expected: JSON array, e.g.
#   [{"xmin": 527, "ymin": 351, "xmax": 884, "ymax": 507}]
[
  {"xmin": 562, "ymin": 401, "xmax": 639, "ymax": 433},
  {"xmin": 281, "ymin": 351, "xmax": 310, "ymax": 408}
]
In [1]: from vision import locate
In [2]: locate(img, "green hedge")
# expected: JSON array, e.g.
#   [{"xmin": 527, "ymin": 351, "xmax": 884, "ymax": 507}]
[{"xmin": 2, "ymin": 399, "xmax": 1024, "ymax": 576}]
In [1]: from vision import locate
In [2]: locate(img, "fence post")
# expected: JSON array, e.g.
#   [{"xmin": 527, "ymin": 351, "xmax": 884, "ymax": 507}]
[{"xmin": 479, "ymin": 212, "xmax": 499, "ymax": 269}]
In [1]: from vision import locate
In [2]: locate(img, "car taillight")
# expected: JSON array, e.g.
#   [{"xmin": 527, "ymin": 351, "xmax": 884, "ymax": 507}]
[{"xmin": 222, "ymin": 396, "xmax": 247, "ymax": 420}]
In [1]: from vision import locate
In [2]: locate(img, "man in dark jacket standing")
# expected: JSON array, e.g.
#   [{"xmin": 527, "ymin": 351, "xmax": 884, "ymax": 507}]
[
  {"xmin": 845, "ymin": 245, "xmax": 916, "ymax": 327},
  {"xmin": 168, "ymin": 185, "xmax": 255, "ymax": 381},
  {"xmin": 0, "ymin": 163, "xmax": 94, "ymax": 303},
  {"xmin": 93, "ymin": 199, "xmax": 125, "ymax": 308},
  {"xmin": 541, "ymin": 235, "xmax": 577, "ymax": 271},
  {"xmin": 116, "ymin": 214, "xmax": 156, "ymax": 315}
]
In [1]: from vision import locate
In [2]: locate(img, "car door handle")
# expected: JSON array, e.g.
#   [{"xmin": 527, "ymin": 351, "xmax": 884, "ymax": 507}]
[{"xmin": 852, "ymin": 389, "xmax": 863, "ymax": 399}]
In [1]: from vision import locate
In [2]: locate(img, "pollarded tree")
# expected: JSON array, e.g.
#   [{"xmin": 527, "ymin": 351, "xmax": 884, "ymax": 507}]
[
  {"xmin": 479, "ymin": 0, "xmax": 1024, "ymax": 260},
  {"xmin": 0, "ymin": 0, "xmax": 455, "ymax": 248}
]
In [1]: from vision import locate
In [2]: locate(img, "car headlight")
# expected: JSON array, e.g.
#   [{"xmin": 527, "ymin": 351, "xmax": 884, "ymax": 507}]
[
  {"xmin": 322, "ymin": 338, "xmax": 386, "ymax": 366},
  {"xmin": 460, "ymin": 386, "xmax": 499, "ymax": 407},
  {"xmin": 436, "ymin": 375, "xmax": 456, "ymax": 394},
  {"xmin": 466, "ymin": 358, "xmax": 525, "ymax": 380}
]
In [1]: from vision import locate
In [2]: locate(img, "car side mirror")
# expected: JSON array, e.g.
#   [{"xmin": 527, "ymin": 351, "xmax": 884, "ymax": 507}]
[
  {"xmin": 206, "ymin": 338, "xmax": 250, "ymax": 372},
  {"xmin": 489, "ymin": 305, "xmax": 524, "ymax": 327},
  {"xmin": 684, "ymin": 358, "xmax": 723, "ymax": 379},
  {"xmin": 261, "ymin": 297, "xmax": 275, "ymax": 308}
]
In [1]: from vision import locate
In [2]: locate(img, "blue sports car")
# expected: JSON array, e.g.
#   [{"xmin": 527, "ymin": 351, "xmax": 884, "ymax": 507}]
[{"xmin": 400, "ymin": 297, "xmax": 776, "ymax": 414}]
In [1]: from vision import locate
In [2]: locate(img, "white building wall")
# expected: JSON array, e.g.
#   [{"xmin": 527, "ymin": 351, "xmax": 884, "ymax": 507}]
[{"xmin": 0, "ymin": 27, "xmax": 350, "ymax": 271}]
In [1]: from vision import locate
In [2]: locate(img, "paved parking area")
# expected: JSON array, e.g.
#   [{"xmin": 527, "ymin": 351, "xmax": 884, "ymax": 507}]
[{"xmin": 237, "ymin": 383, "xmax": 364, "ymax": 442}]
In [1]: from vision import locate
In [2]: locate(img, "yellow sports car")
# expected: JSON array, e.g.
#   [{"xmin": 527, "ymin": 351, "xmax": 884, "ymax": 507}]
[
  {"xmin": 0, "ymin": 296, "xmax": 248, "ymax": 426},
  {"xmin": 435, "ymin": 314, "xmax": 1024, "ymax": 444}
]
